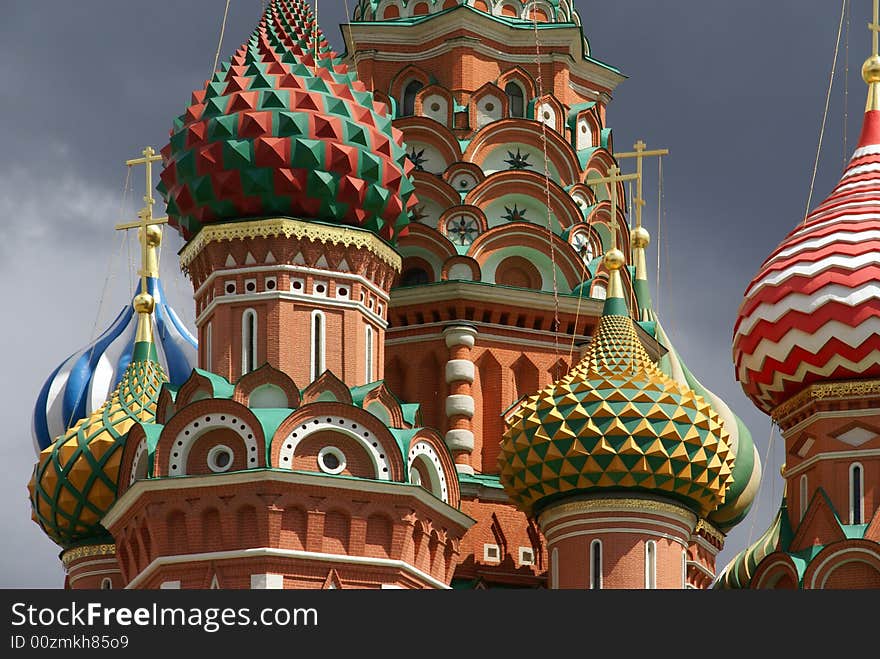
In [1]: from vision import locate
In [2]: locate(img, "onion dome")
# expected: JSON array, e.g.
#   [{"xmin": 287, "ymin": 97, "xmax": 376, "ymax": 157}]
[
  {"xmin": 713, "ymin": 495, "xmax": 794, "ymax": 589},
  {"xmin": 28, "ymin": 295, "xmax": 168, "ymax": 548},
  {"xmin": 32, "ymin": 269, "xmax": 196, "ymax": 455},
  {"xmin": 499, "ymin": 251, "xmax": 735, "ymax": 517},
  {"xmin": 631, "ymin": 228, "xmax": 761, "ymax": 532},
  {"xmin": 733, "ymin": 58, "xmax": 880, "ymax": 415},
  {"xmin": 158, "ymin": 0, "xmax": 416, "ymax": 244}
]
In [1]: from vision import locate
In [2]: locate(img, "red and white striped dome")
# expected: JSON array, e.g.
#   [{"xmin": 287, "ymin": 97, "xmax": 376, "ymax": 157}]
[{"xmin": 734, "ymin": 111, "xmax": 880, "ymax": 415}]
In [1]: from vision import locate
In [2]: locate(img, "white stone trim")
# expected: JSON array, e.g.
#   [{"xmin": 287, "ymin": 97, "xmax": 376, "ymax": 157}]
[
  {"xmin": 159, "ymin": 581, "xmax": 181, "ymax": 589},
  {"xmin": 445, "ymin": 394, "xmax": 475, "ymax": 418},
  {"xmin": 408, "ymin": 441, "xmax": 449, "ymax": 503},
  {"xmin": 251, "ymin": 573, "xmax": 285, "ymax": 590},
  {"xmin": 445, "ymin": 359, "xmax": 475, "ymax": 383},
  {"xmin": 68, "ymin": 567, "xmax": 121, "ymax": 587},
  {"xmin": 812, "ymin": 548, "xmax": 880, "ymax": 588},
  {"xmin": 443, "ymin": 325, "xmax": 477, "ymax": 348},
  {"xmin": 547, "ymin": 528, "xmax": 690, "ymax": 550},
  {"xmin": 277, "ymin": 417, "xmax": 390, "ymax": 480},
  {"xmin": 169, "ymin": 414, "xmax": 260, "ymax": 476},
  {"xmin": 781, "ymin": 448, "xmax": 880, "ymax": 478},
  {"xmin": 444, "ymin": 429, "xmax": 474, "ymax": 453},
  {"xmin": 542, "ymin": 515, "xmax": 692, "ymax": 541},
  {"xmin": 125, "ymin": 548, "xmax": 451, "ymax": 590},
  {"xmin": 538, "ymin": 500, "xmax": 696, "ymax": 529},
  {"xmin": 129, "ymin": 440, "xmax": 148, "ymax": 485},
  {"xmin": 781, "ymin": 408, "xmax": 880, "ymax": 438},
  {"xmin": 197, "ymin": 289, "xmax": 387, "ymax": 330}
]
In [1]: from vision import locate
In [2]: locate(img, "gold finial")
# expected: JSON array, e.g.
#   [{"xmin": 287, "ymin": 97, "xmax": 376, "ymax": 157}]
[
  {"xmin": 631, "ymin": 226, "xmax": 651, "ymax": 282},
  {"xmin": 133, "ymin": 293, "xmax": 155, "ymax": 344},
  {"xmin": 115, "ymin": 146, "xmax": 169, "ymax": 298},
  {"xmin": 865, "ymin": 0, "xmax": 880, "ymax": 109}
]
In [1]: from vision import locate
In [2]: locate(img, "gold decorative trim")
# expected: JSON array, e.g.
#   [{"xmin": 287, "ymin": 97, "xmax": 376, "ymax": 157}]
[
  {"xmin": 61, "ymin": 543, "xmax": 117, "ymax": 567},
  {"xmin": 179, "ymin": 218, "xmax": 402, "ymax": 270},
  {"xmin": 772, "ymin": 378, "xmax": 880, "ymax": 422},
  {"xmin": 694, "ymin": 518, "xmax": 724, "ymax": 543},
  {"xmin": 538, "ymin": 496, "xmax": 697, "ymax": 527}
]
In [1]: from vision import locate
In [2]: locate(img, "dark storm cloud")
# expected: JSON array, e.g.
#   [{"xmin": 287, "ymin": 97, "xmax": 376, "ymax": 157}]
[{"xmin": 0, "ymin": 0, "xmax": 860, "ymax": 586}]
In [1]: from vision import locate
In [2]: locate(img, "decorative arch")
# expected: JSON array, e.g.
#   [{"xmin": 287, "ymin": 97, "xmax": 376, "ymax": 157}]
[
  {"xmin": 270, "ymin": 402, "xmax": 406, "ymax": 481},
  {"xmin": 362, "ymin": 382, "xmax": 407, "ymax": 428},
  {"xmin": 416, "ymin": 84, "xmax": 454, "ymax": 127},
  {"xmin": 174, "ymin": 369, "xmax": 230, "ymax": 409},
  {"xmin": 442, "ymin": 255, "xmax": 482, "ymax": 282},
  {"xmin": 438, "ymin": 205, "xmax": 489, "ymax": 248},
  {"xmin": 398, "ymin": 255, "xmax": 437, "ymax": 287},
  {"xmin": 396, "ymin": 117, "xmax": 463, "ymax": 174},
  {"xmin": 495, "ymin": 255, "xmax": 542, "ymax": 289},
  {"xmin": 406, "ymin": 427, "xmax": 461, "ymax": 507},
  {"xmin": 301, "ymin": 370, "xmax": 354, "ymax": 405},
  {"xmin": 389, "ymin": 65, "xmax": 431, "ymax": 111},
  {"xmin": 464, "ymin": 119, "xmax": 581, "ymax": 185},
  {"xmin": 497, "ymin": 66, "xmax": 538, "ymax": 99},
  {"xmin": 468, "ymin": 223, "xmax": 583, "ymax": 292},
  {"xmin": 378, "ymin": 0, "xmax": 403, "ymax": 19},
  {"xmin": 804, "ymin": 541, "xmax": 880, "ymax": 589},
  {"xmin": 443, "ymin": 162, "xmax": 485, "ymax": 195},
  {"xmin": 233, "ymin": 364, "xmax": 300, "ymax": 409},
  {"xmin": 530, "ymin": 94, "xmax": 565, "ymax": 134},
  {"xmin": 466, "ymin": 169, "xmax": 583, "ymax": 232},
  {"xmin": 152, "ymin": 399, "xmax": 266, "ymax": 477},
  {"xmin": 395, "ymin": 223, "xmax": 457, "ymax": 282},
  {"xmin": 471, "ymin": 82, "xmax": 507, "ymax": 129}
]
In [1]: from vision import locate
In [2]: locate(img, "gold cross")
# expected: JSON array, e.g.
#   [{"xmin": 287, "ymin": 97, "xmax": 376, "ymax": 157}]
[
  {"xmin": 614, "ymin": 140, "xmax": 669, "ymax": 230},
  {"xmin": 586, "ymin": 165, "xmax": 639, "ymax": 250},
  {"xmin": 115, "ymin": 146, "xmax": 169, "ymax": 297}
]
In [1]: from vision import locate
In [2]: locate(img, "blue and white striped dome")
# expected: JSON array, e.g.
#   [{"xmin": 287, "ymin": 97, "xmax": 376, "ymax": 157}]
[{"xmin": 31, "ymin": 276, "xmax": 197, "ymax": 453}]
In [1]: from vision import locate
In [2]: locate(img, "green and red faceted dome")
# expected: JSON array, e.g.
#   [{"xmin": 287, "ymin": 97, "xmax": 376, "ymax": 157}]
[{"xmin": 158, "ymin": 0, "xmax": 417, "ymax": 244}]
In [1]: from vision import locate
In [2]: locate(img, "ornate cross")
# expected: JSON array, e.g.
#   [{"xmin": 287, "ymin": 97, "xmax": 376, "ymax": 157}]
[
  {"xmin": 115, "ymin": 146, "xmax": 169, "ymax": 297},
  {"xmin": 586, "ymin": 165, "xmax": 638, "ymax": 250},
  {"xmin": 614, "ymin": 140, "xmax": 669, "ymax": 230},
  {"xmin": 871, "ymin": 0, "xmax": 880, "ymax": 58}
]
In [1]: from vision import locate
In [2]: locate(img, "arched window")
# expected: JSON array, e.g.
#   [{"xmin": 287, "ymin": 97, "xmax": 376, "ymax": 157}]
[
  {"xmin": 800, "ymin": 474, "xmax": 808, "ymax": 521},
  {"xmin": 101, "ymin": 578, "xmax": 112, "ymax": 590},
  {"xmin": 505, "ymin": 82, "xmax": 525, "ymax": 118},
  {"xmin": 402, "ymin": 80, "xmax": 424, "ymax": 116},
  {"xmin": 551, "ymin": 547, "xmax": 559, "ymax": 590},
  {"xmin": 850, "ymin": 463, "xmax": 864, "ymax": 524},
  {"xmin": 590, "ymin": 539, "xmax": 602, "ymax": 590},
  {"xmin": 241, "ymin": 310, "xmax": 257, "ymax": 375},
  {"xmin": 204, "ymin": 321, "xmax": 212, "ymax": 371},
  {"xmin": 645, "ymin": 541, "xmax": 657, "ymax": 589},
  {"xmin": 311, "ymin": 311, "xmax": 325, "ymax": 382},
  {"xmin": 365, "ymin": 325, "xmax": 374, "ymax": 383}
]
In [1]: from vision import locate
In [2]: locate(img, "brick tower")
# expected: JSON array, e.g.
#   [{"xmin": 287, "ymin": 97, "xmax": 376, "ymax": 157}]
[{"xmin": 719, "ymin": 4, "xmax": 880, "ymax": 589}]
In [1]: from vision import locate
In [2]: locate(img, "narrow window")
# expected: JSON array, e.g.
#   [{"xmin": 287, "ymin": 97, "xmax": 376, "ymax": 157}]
[
  {"xmin": 241, "ymin": 310, "xmax": 257, "ymax": 375},
  {"xmin": 800, "ymin": 474, "xmax": 808, "ymax": 521},
  {"xmin": 204, "ymin": 322, "xmax": 212, "ymax": 371},
  {"xmin": 365, "ymin": 325, "xmax": 374, "ymax": 383},
  {"xmin": 551, "ymin": 547, "xmax": 558, "ymax": 590},
  {"xmin": 645, "ymin": 541, "xmax": 657, "ymax": 589},
  {"xmin": 311, "ymin": 311, "xmax": 325, "ymax": 382},
  {"xmin": 402, "ymin": 80, "xmax": 423, "ymax": 116},
  {"xmin": 682, "ymin": 550, "xmax": 688, "ymax": 589},
  {"xmin": 850, "ymin": 463, "xmax": 864, "ymax": 524},
  {"xmin": 590, "ymin": 540, "xmax": 602, "ymax": 590},
  {"xmin": 505, "ymin": 81, "xmax": 525, "ymax": 118}
]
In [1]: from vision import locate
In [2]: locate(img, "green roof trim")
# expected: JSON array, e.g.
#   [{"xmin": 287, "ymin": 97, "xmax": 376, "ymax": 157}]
[
  {"xmin": 192, "ymin": 368, "xmax": 235, "ymax": 399},
  {"xmin": 458, "ymin": 472, "xmax": 505, "ymax": 489}
]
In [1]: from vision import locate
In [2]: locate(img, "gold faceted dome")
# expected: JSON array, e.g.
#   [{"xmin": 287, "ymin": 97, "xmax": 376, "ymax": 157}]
[{"xmin": 499, "ymin": 310, "xmax": 735, "ymax": 517}]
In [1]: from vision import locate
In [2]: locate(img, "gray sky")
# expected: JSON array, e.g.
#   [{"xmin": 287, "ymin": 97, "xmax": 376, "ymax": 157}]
[{"xmin": 0, "ymin": 0, "xmax": 862, "ymax": 587}]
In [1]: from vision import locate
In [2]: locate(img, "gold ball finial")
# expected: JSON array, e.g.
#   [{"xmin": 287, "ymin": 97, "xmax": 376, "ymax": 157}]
[
  {"xmin": 603, "ymin": 248, "xmax": 625, "ymax": 271},
  {"xmin": 631, "ymin": 226, "xmax": 651, "ymax": 249},
  {"xmin": 140, "ymin": 225, "xmax": 162, "ymax": 247},
  {"xmin": 863, "ymin": 55, "xmax": 880, "ymax": 84},
  {"xmin": 133, "ymin": 293, "xmax": 155, "ymax": 314}
]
